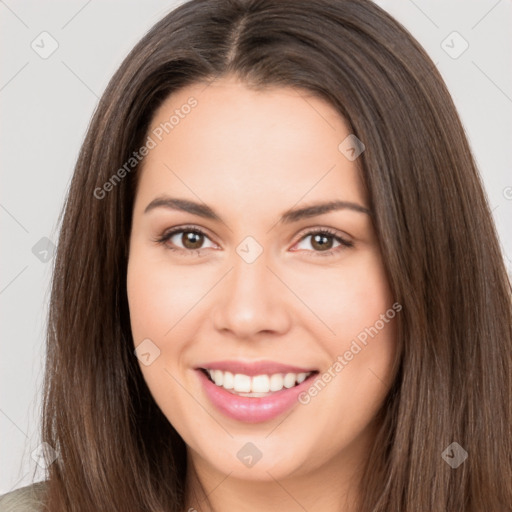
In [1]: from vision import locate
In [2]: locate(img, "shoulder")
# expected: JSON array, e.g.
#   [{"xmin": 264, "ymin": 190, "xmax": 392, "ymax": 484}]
[{"xmin": 0, "ymin": 481, "xmax": 48, "ymax": 512}]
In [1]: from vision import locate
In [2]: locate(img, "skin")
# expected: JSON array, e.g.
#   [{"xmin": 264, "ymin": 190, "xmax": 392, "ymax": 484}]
[{"xmin": 127, "ymin": 75, "xmax": 398, "ymax": 512}]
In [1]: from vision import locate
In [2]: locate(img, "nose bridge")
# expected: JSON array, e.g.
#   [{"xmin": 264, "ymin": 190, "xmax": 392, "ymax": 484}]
[
  {"xmin": 231, "ymin": 241, "xmax": 269, "ymax": 296},
  {"xmin": 227, "ymin": 232, "xmax": 273, "ymax": 297},
  {"xmin": 212, "ymin": 238, "xmax": 291, "ymax": 337}
]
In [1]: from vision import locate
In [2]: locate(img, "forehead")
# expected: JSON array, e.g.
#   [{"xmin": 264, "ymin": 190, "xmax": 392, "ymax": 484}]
[{"xmin": 135, "ymin": 76, "xmax": 367, "ymax": 218}]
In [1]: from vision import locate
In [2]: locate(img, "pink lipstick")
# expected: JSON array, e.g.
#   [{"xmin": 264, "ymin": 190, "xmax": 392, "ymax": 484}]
[{"xmin": 195, "ymin": 360, "xmax": 319, "ymax": 423}]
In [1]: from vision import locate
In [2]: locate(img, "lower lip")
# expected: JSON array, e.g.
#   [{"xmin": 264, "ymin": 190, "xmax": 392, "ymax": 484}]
[{"xmin": 196, "ymin": 369, "xmax": 317, "ymax": 423}]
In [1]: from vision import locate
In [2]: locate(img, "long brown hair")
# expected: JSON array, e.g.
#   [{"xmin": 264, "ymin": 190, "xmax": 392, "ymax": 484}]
[{"xmin": 40, "ymin": 0, "xmax": 512, "ymax": 510}]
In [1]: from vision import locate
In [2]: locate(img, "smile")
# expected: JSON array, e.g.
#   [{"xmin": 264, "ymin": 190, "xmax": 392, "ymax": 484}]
[
  {"xmin": 196, "ymin": 366, "xmax": 319, "ymax": 423},
  {"xmin": 202, "ymin": 368, "xmax": 314, "ymax": 396}
]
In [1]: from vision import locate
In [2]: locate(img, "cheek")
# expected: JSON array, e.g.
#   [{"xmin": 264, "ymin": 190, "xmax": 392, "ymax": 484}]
[
  {"xmin": 126, "ymin": 253, "xmax": 198, "ymax": 420},
  {"xmin": 298, "ymin": 311, "xmax": 397, "ymax": 459},
  {"xmin": 126, "ymin": 251, "xmax": 206, "ymax": 342},
  {"xmin": 299, "ymin": 249, "xmax": 394, "ymax": 342},
  {"xmin": 296, "ymin": 249, "xmax": 397, "ymax": 405}
]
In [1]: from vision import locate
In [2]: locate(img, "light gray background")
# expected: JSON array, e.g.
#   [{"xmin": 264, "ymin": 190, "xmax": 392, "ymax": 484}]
[{"xmin": 1, "ymin": 0, "xmax": 511, "ymax": 494}]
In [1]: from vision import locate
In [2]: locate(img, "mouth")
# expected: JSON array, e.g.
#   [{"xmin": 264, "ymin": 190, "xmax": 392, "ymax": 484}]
[
  {"xmin": 196, "ymin": 366, "xmax": 320, "ymax": 423},
  {"xmin": 199, "ymin": 367, "xmax": 319, "ymax": 397}
]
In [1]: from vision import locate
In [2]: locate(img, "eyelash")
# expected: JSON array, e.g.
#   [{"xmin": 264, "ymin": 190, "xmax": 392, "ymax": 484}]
[{"xmin": 153, "ymin": 225, "xmax": 354, "ymax": 258}]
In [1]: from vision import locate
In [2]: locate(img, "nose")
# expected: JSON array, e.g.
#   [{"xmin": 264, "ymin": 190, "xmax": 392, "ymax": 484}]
[{"xmin": 211, "ymin": 250, "xmax": 292, "ymax": 340}]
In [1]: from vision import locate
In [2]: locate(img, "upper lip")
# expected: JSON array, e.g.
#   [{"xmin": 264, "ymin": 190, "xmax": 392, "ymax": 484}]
[{"xmin": 197, "ymin": 360, "xmax": 318, "ymax": 377}]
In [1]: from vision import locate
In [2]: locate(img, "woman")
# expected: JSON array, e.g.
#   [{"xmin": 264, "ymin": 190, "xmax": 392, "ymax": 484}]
[{"xmin": 1, "ymin": 0, "xmax": 510, "ymax": 510}]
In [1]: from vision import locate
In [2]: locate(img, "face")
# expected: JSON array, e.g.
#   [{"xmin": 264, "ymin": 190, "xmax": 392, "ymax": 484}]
[{"xmin": 127, "ymin": 75, "xmax": 398, "ymax": 489}]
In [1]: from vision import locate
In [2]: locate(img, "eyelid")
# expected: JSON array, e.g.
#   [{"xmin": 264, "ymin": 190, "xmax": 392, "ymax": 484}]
[
  {"xmin": 290, "ymin": 226, "xmax": 353, "ymax": 256},
  {"xmin": 154, "ymin": 224, "xmax": 218, "ymax": 253},
  {"xmin": 294, "ymin": 225, "xmax": 352, "ymax": 244},
  {"xmin": 154, "ymin": 224, "xmax": 353, "ymax": 256}
]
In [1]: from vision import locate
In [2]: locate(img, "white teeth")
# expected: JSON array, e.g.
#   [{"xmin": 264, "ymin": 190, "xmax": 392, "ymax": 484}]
[
  {"xmin": 205, "ymin": 369, "xmax": 314, "ymax": 394},
  {"xmin": 233, "ymin": 373, "xmax": 251, "ymax": 392},
  {"xmin": 213, "ymin": 369, "xmax": 223, "ymax": 386},
  {"xmin": 269, "ymin": 373, "xmax": 284, "ymax": 391},
  {"xmin": 252, "ymin": 374, "xmax": 270, "ymax": 393},
  {"xmin": 223, "ymin": 371, "xmax": 234, "ymax": 389},
  {"xmin": 283, "ymin": 373, "xmax": 296, "ymax": 388},
  {"xmin": 297, "ymin": 372, "xmax": 308, "ymax": 384}
]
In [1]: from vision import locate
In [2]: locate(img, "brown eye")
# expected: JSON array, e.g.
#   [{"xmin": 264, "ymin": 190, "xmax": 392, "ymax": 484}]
[
  {"xmin": 155, "ymin": 226, "xmax": 216, "ymax": 255},
  {"xmin": 179, "ymin": 231, "xmax": 204, "ymax": 250},
  {"xmin": 155, "ymin": 226, "xmax": 352, "ymax": 258},
  {"xmin": 310, "ymin": 233, "xmax": 335, "ymax": 251},
  {"xmin": 293, "ymin": 228, "xmax": 353, "ymax": 257}
]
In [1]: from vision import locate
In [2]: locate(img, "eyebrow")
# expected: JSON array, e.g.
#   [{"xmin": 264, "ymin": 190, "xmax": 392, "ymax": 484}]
[{"xmin": 143, "ymin": 196, "xmax": 371, "ymax": 224}]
